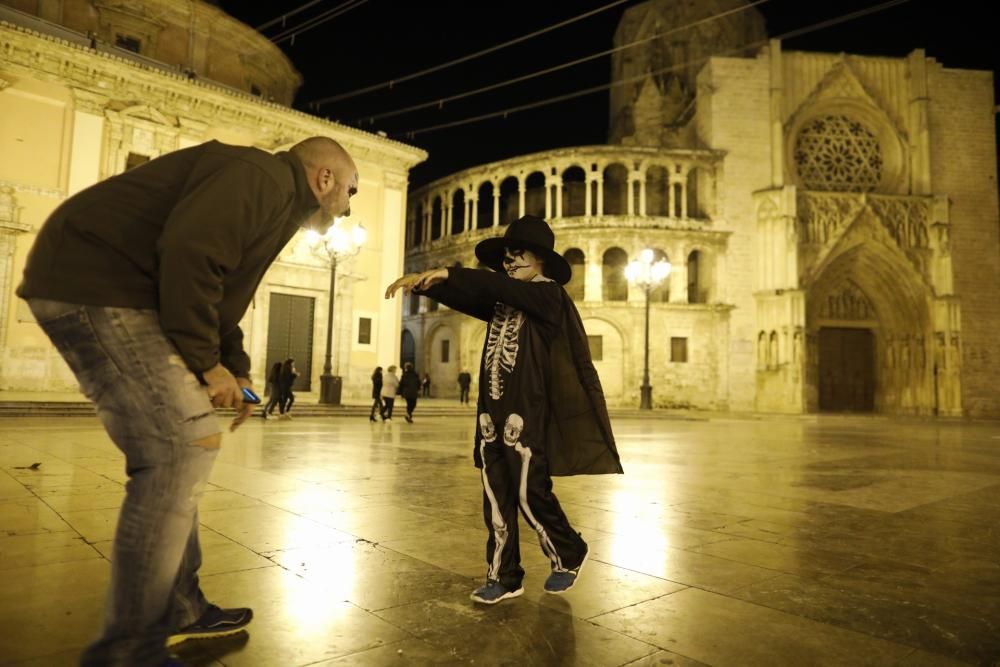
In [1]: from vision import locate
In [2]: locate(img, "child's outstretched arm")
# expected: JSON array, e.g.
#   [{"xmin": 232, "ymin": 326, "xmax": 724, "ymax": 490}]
[{"xmin": 385, "ymin": 268, "xmax": 492, "ymax": 321}]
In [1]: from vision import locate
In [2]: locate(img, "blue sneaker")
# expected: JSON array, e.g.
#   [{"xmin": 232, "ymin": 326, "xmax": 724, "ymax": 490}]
[
  {"xmin": 470, "ymin": 580, "xmax": 524, "ymax": 604},
  {"xmin": 167, "ymin": 605, "xmax": 253, "ymax": 646},
  {"xmin": 544, "ymin": 548, "xmax": 589, "ymax": 594}
]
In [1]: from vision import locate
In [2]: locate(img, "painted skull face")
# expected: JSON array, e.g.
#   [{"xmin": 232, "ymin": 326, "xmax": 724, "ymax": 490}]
[
  {"xmin": 503, "ymin": 413, "xmax": 524, "ymax": 448},
  {"xmin": 479, "ymin": 413, "xmax": 496, "ymax": 442}
]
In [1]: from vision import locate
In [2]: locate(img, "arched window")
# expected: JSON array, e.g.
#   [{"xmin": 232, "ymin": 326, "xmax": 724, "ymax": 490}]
[
  {"xmin": 431, "ymin": 197, "xmax": 442, "ymax": 240},
  {"xmin": 602, "ymin": 247, "xmax": 628, "ymax": 302},
  {"xmin": 413, "ymin": 203, "xmax": 424, "ymax": 246},
  {"xmin": 688, "ymin": 250, "xmax": 704, "ymax": 303},
  {"xmin": 561, "ymin": 166, "xmax": 586, "ymax": 217},
  {"xmin": 499, "ymin": 176, "xmax": 519, "ymax": 226},
  {"xmin": 603, "ymin": 164, "xmax": 628, "ymax": 215},
  {"xmin": 650, "ymin": 248, "xmax": 670, "ymax": 303},
  {"xmin": 686, "ymin": 168, "xmax": 701, "ymax": 218},
  {"xmin": 451, "ymin": 190, "xmax": 465, "ymax": 235},
  {"xmin": 477, "ymin": 182, "xmax": 494, "ymax": 229},
  {"xmin": 646, "ymin": 166, "xmax": 670, "ymax": 216},
  {"xmin": 524, "ymin": 172, "xmax": 546, "ymax": 218},
  {"xmin": 564, "ymin": 248, "xmax": 585, "ymax": 301},
  {"xmin": 794, "ymin": 115, "xmax": 883, "ymax": 192}
]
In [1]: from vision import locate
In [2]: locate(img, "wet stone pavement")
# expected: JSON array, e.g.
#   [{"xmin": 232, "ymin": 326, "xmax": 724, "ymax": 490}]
[{"xmin": 1, "ymin": 413, "xmax": 999, "ymax": 666}]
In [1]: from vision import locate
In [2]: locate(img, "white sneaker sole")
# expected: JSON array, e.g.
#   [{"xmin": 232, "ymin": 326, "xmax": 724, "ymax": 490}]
[{"xmin": 470, "ymin": 586, "xmax": 524, "ymax": 604}]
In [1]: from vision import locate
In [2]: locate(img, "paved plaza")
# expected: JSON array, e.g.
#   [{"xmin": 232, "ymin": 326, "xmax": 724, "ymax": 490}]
[{"xmin": 1, "ymin": 413, "xmax": 999, "ymax": 666}]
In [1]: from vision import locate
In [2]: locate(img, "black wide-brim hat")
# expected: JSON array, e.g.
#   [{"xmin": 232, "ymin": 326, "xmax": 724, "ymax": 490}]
[{"xmin": 474, "ymin": 215, "xmax": 572, "ymax": 285}]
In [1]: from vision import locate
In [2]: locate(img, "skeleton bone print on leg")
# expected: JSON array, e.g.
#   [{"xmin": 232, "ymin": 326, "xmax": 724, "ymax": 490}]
[
  {"xmin": 503, "ymin": 414, "xmax": 564, "ymax": 571},
  {"xmin": 478, "ymin": 412, "xmax": 507, "ymax": 581},
  {"xmin": 485, "ymin": 304, "xmax": 524, "ymax": 400}
]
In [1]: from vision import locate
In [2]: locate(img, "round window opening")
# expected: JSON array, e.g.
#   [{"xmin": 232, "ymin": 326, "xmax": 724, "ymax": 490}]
[{"xmin": 794, "ymin": 115, "xmax": 883, "ymax": 192}]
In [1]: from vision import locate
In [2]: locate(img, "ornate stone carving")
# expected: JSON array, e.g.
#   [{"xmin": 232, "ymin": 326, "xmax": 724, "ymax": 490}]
[
  {"xmin": 819, "ymin": 282, "xmax": 874, "ymax": 321},
  {"xmin": 794, "ymin": 115, "xmax": 883, "ymax": 192},
  {"xmin": 797, "ymin": 192, "xmax": 864, "ymax": 245}
]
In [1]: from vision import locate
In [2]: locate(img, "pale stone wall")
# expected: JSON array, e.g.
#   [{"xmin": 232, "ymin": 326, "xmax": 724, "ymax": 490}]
[
  {"xmin": 0, "ymin": 20, "xmax": 426, "ymax": 400},
  {"xmin": 928, "ymin": 65, "xmax": 1000, "ymax": 417},
  {"xmin": 694, "ymin": 54, "xmax": 772, "ymax": 411}
]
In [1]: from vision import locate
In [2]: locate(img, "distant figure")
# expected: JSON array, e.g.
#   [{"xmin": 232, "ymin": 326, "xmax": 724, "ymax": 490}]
[
  {"xmin": 421, "ymin": 372, "xmax": 432, "ymax": 397},
  {"xmin": 400, "ymin": 362, "xmax": 422, "ymax": 423},
  {"xmin": 369, "ymin": 366, "xmax": 384, "ymax": 422},
  {"xmin": 278, "ymin": 358, "xmax": 298, "ymax": 419},
  {"xmin": 458, "ymin": 370, "xmax": 472, "ymax": 405},
  {"xmin": 262, "ymin": 361, "xmax": 283, "ymax": 419},
  {"xmin": 381, "ymin": 365, "xmax": 399, "ymax": 421}
]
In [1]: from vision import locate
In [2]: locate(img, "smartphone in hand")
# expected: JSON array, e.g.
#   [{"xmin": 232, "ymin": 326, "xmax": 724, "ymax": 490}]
[{"xmin": 241, "ymin": 387, "xmax": 262, "ymax": 404}]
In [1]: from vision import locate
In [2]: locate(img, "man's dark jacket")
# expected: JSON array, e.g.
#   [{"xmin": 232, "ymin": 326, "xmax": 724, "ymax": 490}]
[{"xmin": 17, "ymin": 140, "xmax": 319, "ymax": 378}]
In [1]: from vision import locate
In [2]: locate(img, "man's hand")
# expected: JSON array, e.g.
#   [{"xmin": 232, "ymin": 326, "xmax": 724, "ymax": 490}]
[
  {"xmin": 385, "ymin": 268, "xmax": 448, "ymax": 299},
  {"xmin": 202, "ymin": 363, "xmax": 242, "ymax": 410},
  {"xmin": 231, "ymin": 377, "xmax": 256, "ymax": 432}
]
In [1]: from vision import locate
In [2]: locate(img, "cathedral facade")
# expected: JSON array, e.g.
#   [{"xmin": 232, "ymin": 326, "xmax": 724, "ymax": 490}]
[
  {"xmin": 402, "ymin": 0, "xmax": 1000, "ymax": 417},
  {"xmin": 0, "ymin": 1, "xmax": 426, "ymax": 400}
]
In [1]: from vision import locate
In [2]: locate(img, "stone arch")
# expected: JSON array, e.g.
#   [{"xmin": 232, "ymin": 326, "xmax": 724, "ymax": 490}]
[
  {"xmin": 524, "ymin": 171, "xmax": 546, "ymax": 218},
  {"xmin": 646, "ymin": 165, "xmax": 670, "ymax": 216},
  {"xmin": 499, "ymin": 176, "xmax": 519, "ymax": 225},
  {"xmin": 806, "ymin": 238, "xmax": 933, "ymax": 414},
  {"xmin": 561, "ymin": 166, "xmax": 587, "ymax": 217},
  {"xmin": 602, "ymin": 247, "xmax": 628, "ymax": 302},
  {"xmin": 400, "ymin": 328, "xmax": 416, "ymax": 367},
  {"xmin": 451, "ymin": 189, "xmax": 465, "ymax": 235},
  {"xmin": 477, "ymin": 181, "xmax": 494, "ymax": 228},
  {"xmin": 412, "ymin": 202, "xmax": 424, "ymax": 246},
  {"xmin": 649, "ymin": 248, "xmax": 670, "ymax": 303},
  {"xmin": 687, "ymin": 248, "xmax": 714, "ymax": 304},
  {"xmin": 603, "ymin": 163, "xmax": 629, "ymax": 215},
  {"xmin": 431, "ymin": 196, "xmax": 443, "ymax": 240},
  {"xmin": 564, "ymin": 248, "xmax": 586, "ymax": 301}
]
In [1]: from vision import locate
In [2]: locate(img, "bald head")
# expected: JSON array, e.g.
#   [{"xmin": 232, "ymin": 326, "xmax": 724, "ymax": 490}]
[
  {"xmin": 291, "ymin": 136, "xmax": 359, "ymax": 228},
  {"xmin": 290, "ymin": 136, "xmax": 351, "ymax": 169}
]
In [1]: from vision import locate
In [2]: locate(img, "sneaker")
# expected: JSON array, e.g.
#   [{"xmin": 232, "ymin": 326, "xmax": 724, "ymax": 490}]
[
  {"xmin": 470, "ymin": 580, "xmax": 523, "ymax": 605},
  {"xmin": 166, "ymin": 605, "xmax": 253, "ymax": 646},
  {"xmin": 543, "ymin": 548, "xmax": 589, "ymax": 594}
]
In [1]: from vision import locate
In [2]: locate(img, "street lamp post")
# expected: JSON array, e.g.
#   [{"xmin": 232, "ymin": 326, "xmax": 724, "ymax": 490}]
[
  {"xmin": 306, "ymin": 218, "xmax": 367, "ymax": 405},
  {"xmin": 625, "ymin": 249, "xmax": 672, "ymax": 410}
]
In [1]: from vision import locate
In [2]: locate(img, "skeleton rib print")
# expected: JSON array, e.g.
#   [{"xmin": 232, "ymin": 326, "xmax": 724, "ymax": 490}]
[{"xmin": 485, "ymin": 303, "xmax": 524, "ymax": 400}]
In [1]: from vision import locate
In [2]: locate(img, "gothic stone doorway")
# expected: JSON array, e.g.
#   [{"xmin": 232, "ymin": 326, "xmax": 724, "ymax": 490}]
[{"xmin": 818, "ymin": 327, "xmax": 875, "ymax": 412}]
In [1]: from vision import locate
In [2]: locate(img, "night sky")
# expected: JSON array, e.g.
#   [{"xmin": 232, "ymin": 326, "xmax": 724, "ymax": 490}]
[{"xmin": 219, "ymin": 0, "xmax": 999, "ymax": 188}]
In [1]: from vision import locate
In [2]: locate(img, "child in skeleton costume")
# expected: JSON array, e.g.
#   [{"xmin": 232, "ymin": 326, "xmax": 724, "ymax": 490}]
[{"xmin": 386, "ymin": 215, "xmax": 622, "ymax": 604}]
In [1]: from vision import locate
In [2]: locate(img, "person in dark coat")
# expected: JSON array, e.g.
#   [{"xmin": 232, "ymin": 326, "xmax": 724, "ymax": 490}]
[
  {"xmin": 278, "ymin": 358, "xmax": 298, "ymax": 419},
  {"xmin": 457, "ymin": 370, "xmax": 472, "ymax": 404},
  {"xmin": 398, "ymin": 362, "xmax": 422, "ymax": 423},
  {"xmin": 421, "ymin": 373, "xmax": 431, "ymax": 397},
  {"xmin": 386, "ymin": 215, "xmax": 621, "ymax": 605},
  {"xmin": 370, "ymin": 366, "xmax": 384, "ymax": 422},
  {"xmin": 262, "ymin": 361, "xmax": 283, "ymax": 419},
  {"xmin": 17, "ymin": 136, "xmax": 359, "ymax": 664}
]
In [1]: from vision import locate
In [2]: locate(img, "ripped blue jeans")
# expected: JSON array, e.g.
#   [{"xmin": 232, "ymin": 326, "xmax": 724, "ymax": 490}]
[{"xmin": 27, "ymin": 299, "xmax": 221, "ymax": 667}]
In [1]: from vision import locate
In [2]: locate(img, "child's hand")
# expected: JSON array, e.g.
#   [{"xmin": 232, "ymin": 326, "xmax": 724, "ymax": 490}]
[{"xmin": 385, "ymin": 269, "xmax": 447, "ymax": 298}]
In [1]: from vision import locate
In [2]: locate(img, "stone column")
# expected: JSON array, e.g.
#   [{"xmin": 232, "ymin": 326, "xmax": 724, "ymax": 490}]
[
  {"xmin": 444, "ymin": 191, "xmax": 453, "ymax": 236},
  {"xmin": 555, "ymin": 178, "xmax": 564, "ymax": 219},
  {"xmin": 68, "ymin": 88, "xmax": 108, "ymax": 195},
  {"xmin": 639, "ymin": 175, "xmax": 647, "ymax": 217},
  {"xmin": 518, "ymin": 177, "xmax": 525, "ymax": 218},
  {"xmin": 595, "ymin": 171, "xmax": 605, "ymax": 216},
  {"xmin": 467, "ymin": 196, "xmax": 477, "ymax": 233},
  {"xmin": 0, "ymin": 188, "xmax": 30, "ymax": 377},
  {"xmin": 585, "ymin": 176, "xmax": 593, "ymax": 216},
  {"xmin": 585, "ymin": 239, "xmax": 603, "ymax": 302},
  {"xmin": 492, "ymin": 182, "xmax": 500, "ymax": 227}
]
